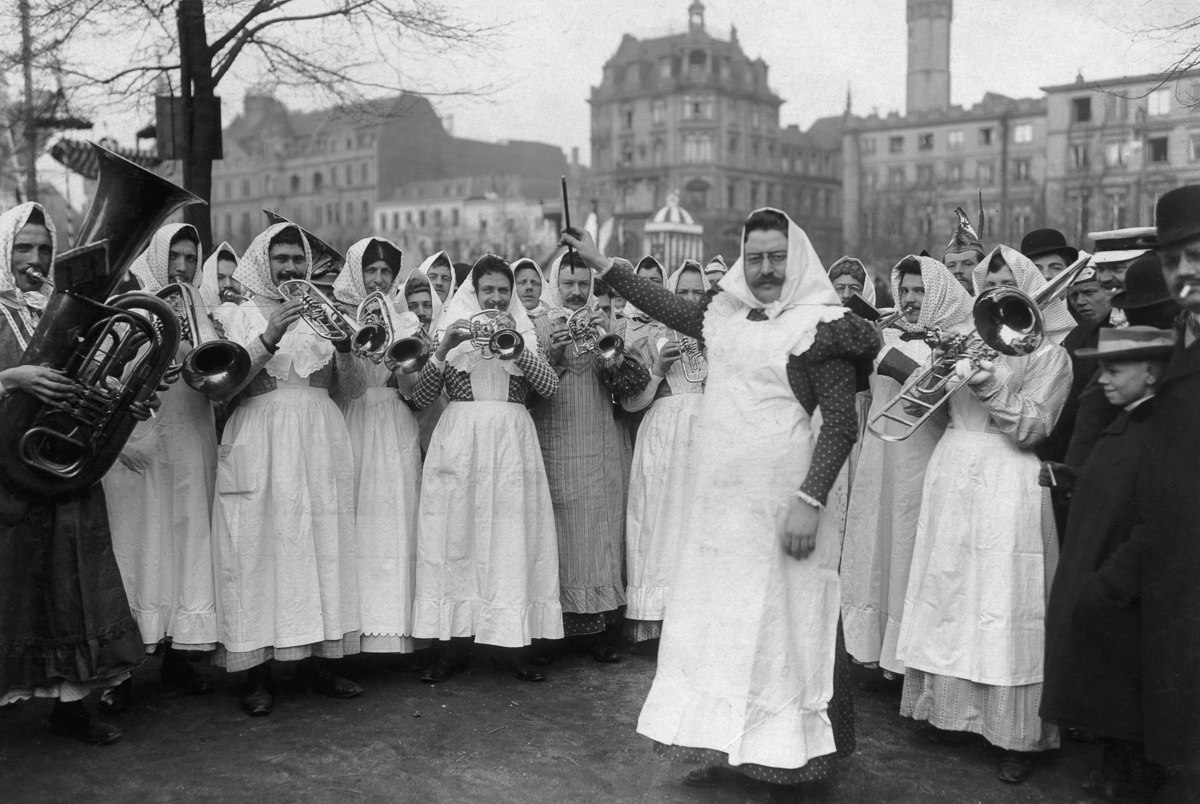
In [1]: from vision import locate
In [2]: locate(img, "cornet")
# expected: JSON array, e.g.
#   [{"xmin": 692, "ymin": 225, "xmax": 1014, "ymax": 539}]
[
  {"xmin": 386, "ymin": 326, "xmax": 435, "ymax": 374},
  {"xmin": 351, "ymin": 291, "xmax": 397, "ymax": 363},
  {"xmin": 278, "ymin": 278, "xmax": 361, "ymax": 342},
  {"xmin": 470, "ymin": 310, "xmax": 524, "ymax": 360},
  {"xmin": 157, "ymin": 282, "xmax": 252, "ymax": 397},
  {"xmin": 668, "ymin": 329, "xmax": 707, "ymax": 383},
  {"xmin": 563, "ymin": 306, "xmax": 623, "ymax": 360}
]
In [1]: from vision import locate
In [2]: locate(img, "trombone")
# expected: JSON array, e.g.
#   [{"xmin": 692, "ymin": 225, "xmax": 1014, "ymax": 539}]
[{"xmin": 867, "ymin": 252, "xmax": 1092, "ymax": 442}]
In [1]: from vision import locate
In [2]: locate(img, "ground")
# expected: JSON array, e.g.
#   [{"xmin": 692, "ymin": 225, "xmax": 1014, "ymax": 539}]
[{"xmin": 0, "ymin": 648, "xmax": 1097, "ymax": 803}]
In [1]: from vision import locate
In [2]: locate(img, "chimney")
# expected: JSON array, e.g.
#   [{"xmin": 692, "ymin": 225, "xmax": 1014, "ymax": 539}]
[
  {"xmin": 906, "ymin": 0, "xmax": 952, "ymax": 114},
  {"xmin": 571, "ymin": 146, "xmax": 580, "ymax": 165}
]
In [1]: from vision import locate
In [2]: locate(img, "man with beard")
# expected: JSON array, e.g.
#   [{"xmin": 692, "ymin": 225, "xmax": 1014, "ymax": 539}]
[
  {"xmin": 409, "ymin": 255, "xmax": 562, "ymax": 683},
  {"xmin": 210, "ymin": 223, "xmax": 366, "ymax": 717},
  {"xmin": 943, "ymin": 207, "xmax": 984, "ymax": 295},
  {"xmin": 532, "ymin": 251, "xmax": 649, "ymax": 661},
  {"xmin": 1089, "ymin": 227, "xmax": 1155, "ymax": 328},
  {"xmin": 561, "ymin": 208, "xmax": 877, "ymax": 794}
]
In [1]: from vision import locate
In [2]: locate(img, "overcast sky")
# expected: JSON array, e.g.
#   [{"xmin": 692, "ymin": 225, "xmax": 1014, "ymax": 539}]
[{"xmin": 30, "ymin": 0, "xmax": 1200, "ymax": 184}]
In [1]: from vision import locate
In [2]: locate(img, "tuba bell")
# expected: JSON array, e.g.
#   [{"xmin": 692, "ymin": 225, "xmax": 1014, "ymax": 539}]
[
  {"xmin": 157, "ymin": 282, "xmax": 252, "ymax": 397},
  {"xmin": 0, "ymin": 143, "xmax": 202, "ymax": 499}
]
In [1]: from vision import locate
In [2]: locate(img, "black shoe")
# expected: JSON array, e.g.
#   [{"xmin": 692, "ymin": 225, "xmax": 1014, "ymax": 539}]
[
  {"xmin": 49, "ymin": 701, "xmax": 121, "ymax": 745},
  {"xmin": 590, "ymin": 645, "xmax": 622, "ymax": 664},
  {"xmin": 998, "ymin": 752, "xmax": 1034, "ymax": 784},
  {"xmin": 683, "ymin": 765, "xmax": 723, "ymax": 788},
  {"xmin": 922, "ymin": 726, "xmax": 968, "ymax": 746},
  {"xmin": 96, "ymin": 678, "xmax": 132, "ymax": 715},
  {"xmin": 421, "ymin": 657, "xmax": 457, "ymax": 684},
  {"xmin": 239, "ymin": 664, "xmax": 274, "ymax": 716},
  {"xmin": 303, "ymin": 661, "xmax": 364, "ymax": 699},
  {"xmin": 161, "ymin": 650, "xmax": 214, "ymax": 695}
]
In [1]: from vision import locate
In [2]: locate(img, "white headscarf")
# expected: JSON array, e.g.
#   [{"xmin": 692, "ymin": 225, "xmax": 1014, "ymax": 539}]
[
  {"xmin": 540, "ymin": 250, "xmax": 596, "ymax": 314},
  {"xmin": 0, "ymin": 201, "xmax": 57, "ymax": 310},
  {"xmin": 129, "ymin": 223, "xmax": 203, "ymax": 295},
  {"xmin": 333, "ymin": 236, "xmax": 405, "ymax": 307},
  {"xmin": 828, "ymin": 255, "xmax": 876, "ymax": 306},
  {"xmin": 665, "ymin": 258, "xmax": 712, "ymax": 295},
  {"xmin": 717, "ymin": 207, "xmax": 840, "ymax": 319},
  {"xmin": 199, "ymin": 241, "xmax": 239, "ymax": 309},
  {"xmin": 437, "ymin": 255, "xmax": 539, "ymax": 376},
  {"xmin": 622, "ymin": 256, "xmax": 665, "ymax": 323},
  {"xmin": 972, "ymin": 244, "xmax": 1075, "ymax": 341},
  {"xmin": 399, "ymin": 269, "xmax": 443, "ymax": 335},
  {"xmin": 889, "ymin": 255, "xmax": 974, "ymax": 331},
  {"xmin": 511, "ymin": 257, "xmax": 548, "ymax": 318},
  {"xmin": 232, "ymin": 222, "xmax": 314, "ymax": 302},
  {"xmin": 416, "ymin": 251, "xmax": 457, "ymax": 304}
]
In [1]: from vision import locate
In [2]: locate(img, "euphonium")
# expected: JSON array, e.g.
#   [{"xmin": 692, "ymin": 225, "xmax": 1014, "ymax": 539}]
[
  {"xmin": 469, "ymin": 309, "xmax": 524, "ymax": 361},
  {"xmin": 669, "ymin": 329, "xmax": 707, "ymax": 383},
  {"xmin": 867, "ymin": 251, "xmax": 1092, "ymax": 442},
  {"xmin": 156, "ymin": 282, "xmax": 251, "ymax": 397},
  {"xmin": 278, "ymin": 279, "xmax": 362, "ymax": 342},
  {"xmin": 563, "ymin": 306, "xmax": 623, "ymax": 360},
  {"xmin": 0, "ymin": 143, "xmax": 201, "ymax": 499}
]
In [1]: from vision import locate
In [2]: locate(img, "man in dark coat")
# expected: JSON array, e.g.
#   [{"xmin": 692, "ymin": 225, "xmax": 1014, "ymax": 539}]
[
  {"xmin": 1135, "ymin": 185, "xmax": 1200, "ymax": 800},
  {"xmin": 1041, "ymin": 327, "xmax": 1175, "ymax": 802}
]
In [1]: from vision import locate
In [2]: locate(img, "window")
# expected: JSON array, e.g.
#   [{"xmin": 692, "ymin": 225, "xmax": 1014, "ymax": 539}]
[
  {"xmin": 418, "ymin": 210, "xmax": 426, "ymax": 227},
  {"xmin": 979, "ymin": 127, "xmax": 994, "ymax": 146},
  {"xmin": 391, "ymin": 212, "xmax": 399, "ymax": 229},
  {"xmin": 405, "ymin": 211, "xmax": 413, "ymax": 225},
  {"xmin": 1148, "ymin": 88, "xmax": 1171, "ymax": 117},
  {"xmin": 1070, "ymin": 143, "xmax": 1090, "ymax": 170},
  {"xmin": 1105, "ymin": 141, "xmax": 1130, "ymax": 167},
  {"xmin": 659, "ymin": 58, "xmax": 671, "ymax": 79},
  {"xmin": 1190, "ymin": 133, "xmax": 1200, "ymax": 162},
  {"xmin": 1148, "ymin": 136, "xmax": 1169, "ymax": 163},
  {"xmin": 726, "ymin": 181, "xmax": 737, "ymax": 209},
  {"xmin": 861, "ymin": 137, "xmax": 876, "ymax": 155},
  {"xmin": 1013, "ymin": 158, "xmax": 1032, "ymax": 181},
  {"xmin": 362, "ymin": 164, "xmax": 369, "ymax": 183},
  {"xmin": 865, "ymin": 170, "xmax": 878, "ymax": 189},
  {"xmin": 728, "ymin": 132, "xmax": 739, "ymax": 155},
  {"xmin": 651, "ymin": 99, "xmax": 666, "ymax": 125},
  {"xmin": 684, "ymin": 95, "xmax": 713, "ymax": 119},
  {"xmin": 620, "ymin": 144, "xmax": 634, "ymax": 167},
  {"xmin": 947, "ymin": 129, "xmax": 964, "ymax": 150},
  {"xmin": 916, "ymin": 164, "xmax": 934, "ymax": 185},
  {"xmin": 1014, "ymin": 123, "xmax": 1034, "ymax": 144},
  {"xmin": 888, "ymin": 136, "xmax": 904, "ymax": 154},
  {"xmin": 1013, "ymin": 209, "xmax": 1031, "ymax": 236},
  {"xmin": 887, "ymin": 166, "xmax": 905, "ymax": 187},
  {"xmin": 947, "ymin": 162, "xmax": 963, "ymax": 183},
  {"xmin": 620, "ymin": 104, "xmax": 633, "ymax": 130},
  {"xmin": 917, "ymin": 132, "xmax": 934, "ymax": 151},
  {"xmin": 313, "ymin": 172, "xmax": 324, "ymax": 191},
  {"xmin": 652, "ymin": 138, "xmax": 665, "ymax": 166},
  {"xmin": 749, "ymin": 181, "xmax": 760, "ymax": 207},
  {"xmin": 751, "ymin": 108, "xmax": 762, "ymax": 129},
  {"xmin": 682, "ymin": 133, "xmax": 713, "ymax": 163},
  {"xmin": 1072, "ymin": 97, "xmax": 1092, "ymax": 123},
  {"xmin": 241, "ymin": 178, "xmax": 251, "ymax": 197},
  {"xmin": 1106, "ymin": 194, "xmax": 1128, "ymax": 229}
]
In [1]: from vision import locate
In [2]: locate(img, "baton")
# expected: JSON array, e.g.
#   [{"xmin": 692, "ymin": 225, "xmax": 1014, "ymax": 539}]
[{"xmin": 561, "ymin": 176, "xmax": 575, "ymax": 261}]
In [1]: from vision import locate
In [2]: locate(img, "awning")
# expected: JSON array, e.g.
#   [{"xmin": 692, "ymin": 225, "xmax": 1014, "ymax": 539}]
[{"xmin": 50, "ymin": 138, "xmax": 162, "ymax": 179}]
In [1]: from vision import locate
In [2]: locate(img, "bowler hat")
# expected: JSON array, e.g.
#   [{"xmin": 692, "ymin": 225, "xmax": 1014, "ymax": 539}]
[
  {"xmin": 1155, "ymin": 185, "xmax": 1200, "ymax": 249},
  {"xmin": 1111, "ymin": 253, "xmax": 1173, "ymax": 309},
  {"xmin": 1021, "ymin": 229, "xmax": 1079, "ymax": 264},
  {"xmin": 1076, "ymin": 325, "xmax": 1176, "ymax": 361}
]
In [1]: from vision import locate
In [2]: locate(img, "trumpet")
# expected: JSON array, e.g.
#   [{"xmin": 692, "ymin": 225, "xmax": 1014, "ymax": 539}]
[
  {"xmin": 278, "ymin": 279, "xmax": 361, "ymax": 342},
  {"xmin": 469, "ymin": 309, "xmax": 524, "ymax": 360},
  {"xmin": 157, "ymin": 282, "xmax": 252, "ymax": 397},
  {"xmin": 219, "ymin": 286, "xmax": 250, "ymax": 305},
  {"xmin": 563, "ymin": 306, "xmax": 623, "ymax": 360},
  {"xmin": 868, "ymin": 251, "xmax": 1092, "ymax": 442},
  {"xmin": 669, "ymin": 329, "xmax": 707, "ymax": 383}
]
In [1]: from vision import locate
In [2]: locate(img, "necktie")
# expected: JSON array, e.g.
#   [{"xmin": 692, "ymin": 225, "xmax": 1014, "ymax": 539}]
[{"xmin": 746, "ymin": 308, "xmax": 768, "ymax": 322}]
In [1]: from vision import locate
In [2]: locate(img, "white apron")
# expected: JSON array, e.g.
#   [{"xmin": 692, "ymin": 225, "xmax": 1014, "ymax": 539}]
[
  {"xmin": 341, "ymin": 362, "xmax": 423, "ymax": 653},
  {"xmin": 636, "ymin": 305, "xmax": 844, "ymax": 770}
]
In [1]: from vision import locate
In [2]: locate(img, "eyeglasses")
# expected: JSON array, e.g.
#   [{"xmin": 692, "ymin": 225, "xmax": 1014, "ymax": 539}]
[{"xmin": 744, "ymin": 251, "xmax": 788, "ymax": 267}]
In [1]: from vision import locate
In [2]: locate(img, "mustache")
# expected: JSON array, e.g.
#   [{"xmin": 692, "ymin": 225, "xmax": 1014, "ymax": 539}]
[
  {"xmin": 752, "ymin": 275, "xmax": 782, "ymax": 287},
  {"xmin": 565, "ymin": 293, "xmax": 587, "ymax": 303}
]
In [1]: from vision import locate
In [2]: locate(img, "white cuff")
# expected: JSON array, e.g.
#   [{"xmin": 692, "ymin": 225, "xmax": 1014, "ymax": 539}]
[{"xmin": 794, "ymin": 489, "xmax": 824, "ymax": 509}]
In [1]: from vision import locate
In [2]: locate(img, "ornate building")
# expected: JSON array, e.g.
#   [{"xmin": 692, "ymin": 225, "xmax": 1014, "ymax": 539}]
[{"xmin": 588, "ymin": 1, "xmax": 844, "ymax": 262}]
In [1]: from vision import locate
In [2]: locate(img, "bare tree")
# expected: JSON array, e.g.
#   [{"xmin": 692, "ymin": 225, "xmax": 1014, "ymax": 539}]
[{"xmin": 0, "ymin": 0, "xmax": 493, "ymax": 246}]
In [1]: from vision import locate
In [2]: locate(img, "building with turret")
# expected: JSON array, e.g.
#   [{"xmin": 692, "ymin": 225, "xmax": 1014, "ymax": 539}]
[{"xmin": 588, "ymin": 2, "xmax": 844, "ymax": 262}]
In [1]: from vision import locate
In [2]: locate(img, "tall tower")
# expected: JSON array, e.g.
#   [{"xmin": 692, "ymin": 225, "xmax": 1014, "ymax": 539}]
[
  {"xmin": 688, "ymin": 0, "xmax": 705, "ymax": 32},
  {"xmin": 906, "ymin": 0, "xmax": 952, "ymax": 114}
]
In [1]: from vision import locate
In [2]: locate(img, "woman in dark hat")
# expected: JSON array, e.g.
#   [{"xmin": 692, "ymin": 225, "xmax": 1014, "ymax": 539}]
[{"xmin": 1041, "ymin": 327, "xmax": 1176, "ymax": 803}]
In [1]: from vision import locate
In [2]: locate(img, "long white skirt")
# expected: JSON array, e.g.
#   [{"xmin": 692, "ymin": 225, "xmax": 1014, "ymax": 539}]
[
  {"xmin": 412, "ymin": 401, "xmax": 564, "ymax": 648},
  {"xmin": 625, "ymin": 393, "xmax": 702, "ymax": 622},
  {"xmin": 343, "ymin": 388, "xmax": 422, "ymax": 653},
  {"xmin": 212, "ymin": 384, "xmax": 360, "ymax": 658}
]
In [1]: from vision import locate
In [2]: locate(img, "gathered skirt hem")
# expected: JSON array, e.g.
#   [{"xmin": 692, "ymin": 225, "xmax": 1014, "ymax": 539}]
[
  {"xmin": 212, "ymin": 632, "xmax": 362, "ymax": 672},
  {"xmin": 652, "ymin": 742, "xmax": 840, "ymax": 786},
  {"xmin": 359, "ymin": 633, "xmax": 417, "ymax": 654},
  {"xmin": 900, "ymin": 669, "xmax": 1060, "ymax": 751},
  {"xmin": 560, "ymin": 583, "xmax": 626, "ymax": 615},
  {"xmin": 625, "ymin": 585, "xmax": 668, "ymax": 622},
  {"xmin": 412, "ymin": 598, "xmax": 564, "ymax": 647}
]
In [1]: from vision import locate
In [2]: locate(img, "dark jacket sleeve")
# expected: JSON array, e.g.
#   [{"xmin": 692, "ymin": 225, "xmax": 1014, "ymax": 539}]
[{"xmin": 603, "ymin": 262, "xmax": 711, "ymax": 341}]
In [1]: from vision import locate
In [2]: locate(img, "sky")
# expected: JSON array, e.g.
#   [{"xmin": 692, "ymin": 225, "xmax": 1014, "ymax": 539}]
[{"xmin": 19, "ymin": 0, "xmax": 1200, "ymax": 191}]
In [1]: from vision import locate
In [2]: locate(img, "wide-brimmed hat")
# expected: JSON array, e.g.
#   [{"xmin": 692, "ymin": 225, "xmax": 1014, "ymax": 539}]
[
  {"xmin": 1155, "ymin": 185, "xmax": 1200, "ymax": 250},
  {"xmin": 1021, "ymin": 228, "xmax": 1079, "ymax": 264},
  {"xmin": 1088, "ymin": 226, "xmax": 1156, "ymax": 265},
  {"xmin": 1111, "ymin": 252, "xmax": 1173, "ymax": 309},
  {"xmin": 1077, "ymin": 325, "xmax": 1176, "ymax": 361}
]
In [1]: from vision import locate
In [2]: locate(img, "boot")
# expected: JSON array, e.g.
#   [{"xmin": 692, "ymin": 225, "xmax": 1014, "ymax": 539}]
[
  {"xmin": 49, "ymin": 700, "xmax": 121, "ymax": 745},
  {"xmin": 160, "ymin": 648, "xmax": 214, "ymax": 694},
  {"xmin": 239, "ymin": 662, "xmax": 273, "ymax": 716}
]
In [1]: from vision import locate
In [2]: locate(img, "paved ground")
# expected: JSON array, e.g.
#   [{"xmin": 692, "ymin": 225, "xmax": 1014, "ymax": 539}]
[{"xmin": 0, "ymin": 647, "xmax": 1098, "ymax": 803}]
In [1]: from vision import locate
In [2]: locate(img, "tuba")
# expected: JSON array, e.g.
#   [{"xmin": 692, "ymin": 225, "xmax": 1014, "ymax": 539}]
[
  {"xmin": 469, "ymin": 310, "xmax": 524, "ymax": 361},
  {"xmin": 278, "ymin": 279, "xmax": 361, "ymax": 342},
  {"xmin": 157, "ymin": 282, "xmax": 251, "ymax": 397},
  {"xmin": 867, "ymin": 252, "xmax": 1092, "ymax": 442},
  {"xmin": 0, "ymin": 143, "xmax": 202, "ymax": 499},
  {"xmin": 669, "ymin": 329, "xmax": 707, "ymax": 383},
  {"xmin": 563, "ymin": 306, "xmax": 623, "ymax": 360}
]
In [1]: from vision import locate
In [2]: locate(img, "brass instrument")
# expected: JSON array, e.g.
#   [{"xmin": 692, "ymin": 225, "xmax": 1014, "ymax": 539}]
[
  {"xmin": 219, "ymin": 286, "xmax": 250, "ymax": 305},
  {"xmin": 350, "ymin": 291, "xmax": 395, "ymax": 363},
  {"xmin": 563, "ymin": 306, "xmax": 623, "ymax": 360},
  {"xmin": 386, "ymin": 325, "xmax": 435, "ymax": 374},
  {"xmin": 867, "ymin": 252, "xmax": 1092, "ymax": 442},
  {"xmin": 278, "ymin": 279, "xmax": 361, "ymax": 342},
  {"xmin": 469, "ymin": 309, "xmax": 524, "ymax": 360},
  {"xmin": 156, "ymin": 282, "xmax": 252, "ymax": 397},
  {"xmin": 669, "ymin": 329, "xmax": 707, "ymax": 383},
  {"xmin": 846, "ymin": 292, "xmax": 912, "ymax": 330},
  {"xmin": 262, "ymin": 210, "xmax": 344, "ymax": 277},
  {"xmin": 0, "ymin": 143, "xmax": 202, "ymax": 499}
]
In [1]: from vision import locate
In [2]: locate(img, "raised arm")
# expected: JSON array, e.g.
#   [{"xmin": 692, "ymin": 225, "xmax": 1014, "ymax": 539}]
[
  {"xmin": 969, "ymin": 342, "xmax": 1072, "ymax": 449},
  {"xmin": 514, "ymin": 347, "xmax": 559, "ymax": 398}
]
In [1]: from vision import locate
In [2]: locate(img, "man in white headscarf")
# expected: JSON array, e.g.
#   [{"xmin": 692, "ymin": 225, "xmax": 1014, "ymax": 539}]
[
  {"xmin": 209, "ymin": 223, "xmax": 367, "ymax": 717},
  {"xmin": 399, "ymin": 268, "xmax": 444, "ymax": 454},
  {"xmin": 332, "ymin": 237, "xmax": 424, "ymax": 657},
  {"xmin": 417, "ymin": 251, "xmax": 457, "ymax": 303},
  {"xmin": 840, "ymin": 256, "xmax": 973, "ymax": 692},
  {"xmin": 531, "ymin": 250, "xmax": 650, "ymax": 661},
  {"xmin": 896, "ymin": 245, "xmax": 1073, "ymax": 784},
  {"xmin": 101, "ymin": 223, "xmax": 220, "ymax": 713},
  {"xmin": 199, "ymin": 241, "xmax": 248, "ymax": 311},
  {"xmin": 512, "ymin": 257, "xmax": 547, "ymax": 318},
  {"xmin": 0, "ymin": 202, "xmax": 144, "ymax": 744},
  {"xmin": 563, "ymin": 208, "xmax": 879, "ymax": 791},
  {"xmin": 406, "ymin": 254, "xmax": 562, "ymax": 683}
]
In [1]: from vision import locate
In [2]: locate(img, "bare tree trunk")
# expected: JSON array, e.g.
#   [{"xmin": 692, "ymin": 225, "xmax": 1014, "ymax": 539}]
[
  {"xmin": 20, "ymin": 0, "xmax": 37, "ymax": 203},
  {"xmin": 177, "ymin": 0, "xmax": 214, "ymax": 251}
]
